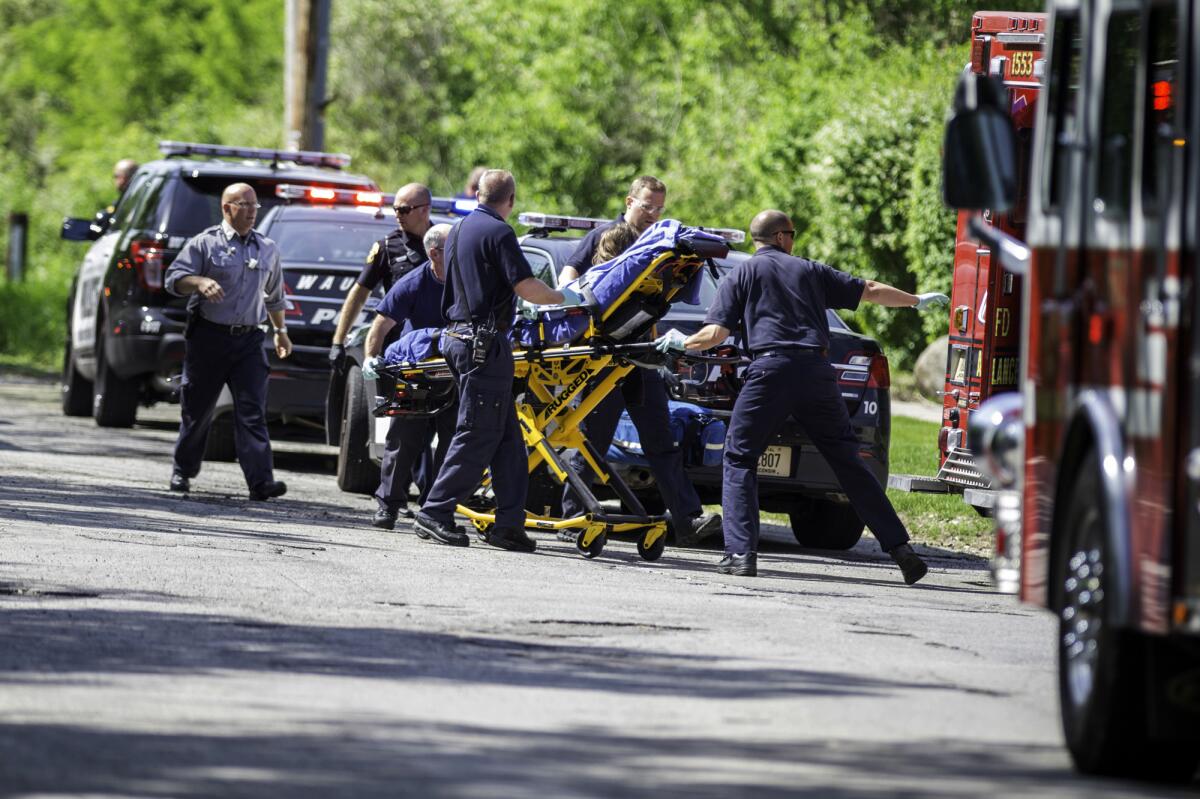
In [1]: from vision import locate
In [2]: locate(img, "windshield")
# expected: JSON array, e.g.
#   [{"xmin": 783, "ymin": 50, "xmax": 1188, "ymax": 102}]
[{"xmin": 270, "ymin": 219, "xmax": 393, "ymax": 264}]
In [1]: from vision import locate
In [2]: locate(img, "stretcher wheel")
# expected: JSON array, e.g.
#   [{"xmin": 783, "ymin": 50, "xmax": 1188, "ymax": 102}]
[
  {"xmin": 577, "ymin": 532, "xmax": 606, "ymax": 559},
  {"xmin": 637, "ymin": 532, "xmax": 665, "ymax": 562}
]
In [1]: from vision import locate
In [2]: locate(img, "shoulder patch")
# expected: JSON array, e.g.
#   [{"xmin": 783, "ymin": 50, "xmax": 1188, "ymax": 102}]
[{"xmin": 366, "ymin": 241, "xmax": 380, "ymax": 264}]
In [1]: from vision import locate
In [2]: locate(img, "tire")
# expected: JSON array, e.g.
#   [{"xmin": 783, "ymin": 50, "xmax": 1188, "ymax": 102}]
[
  {"xmin": 788, "ymin": 497, "xmax": 865, "ymax": 550},
  {"xmin": 1057, "ymin": 451, "xmax": 1200, "ymax": 782},
  {"xmin": 337, "ymin": 365, "xmax": 379, "ymax": 494},
  {"xmin": 61, "ymin": 338, "xmax": 93, "ymax": 417},
  {"xmin": 203, "ymin": 413, "xmax": 236, "ymax": 462},
  {"xmin": 92, "ymin": 329, "xmax": 139, "ymax": 428}
]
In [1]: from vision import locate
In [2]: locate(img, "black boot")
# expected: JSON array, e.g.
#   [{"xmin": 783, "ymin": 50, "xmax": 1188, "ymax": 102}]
[
  {"xmin": 889, "ymin": 544, "xmax": 928, "ymax": 585},
  {"xmin": 716, "ymin": 552, "xmax": 757, "ymax": 577}
]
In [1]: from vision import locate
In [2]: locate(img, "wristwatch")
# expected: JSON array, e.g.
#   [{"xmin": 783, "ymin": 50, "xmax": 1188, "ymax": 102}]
[{"xmin": 272, "ymin": 326, "xmax": 287, "ymax": 335}]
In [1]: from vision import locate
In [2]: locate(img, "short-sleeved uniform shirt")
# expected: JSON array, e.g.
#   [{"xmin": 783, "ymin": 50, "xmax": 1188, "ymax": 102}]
[
  {"xmin": 357, "ymin": 228, "xmax": 427, "ymax": 293},
  {"xmin": 704, "ymin": 246, "xmax": 864, "ymax": 353},
  {"xmin": 563, "ymin": 215, "xmax": 625, "ymax": 274},
  {"xmin": 376, "ymin": 262, "xmax": 446, "ymax": 335},
  {"xmin": 441, "ymin": 205, "xmax": 533, "ymax": 331},
  {"xmin": 165, "ymin": 220, "xmax": 286, "ymax": 327}
]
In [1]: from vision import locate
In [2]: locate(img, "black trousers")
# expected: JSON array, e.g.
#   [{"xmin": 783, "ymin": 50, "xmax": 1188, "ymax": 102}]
[
  {"xmin": 722, "ymin": 350, "xmax": 908, "ymax": 555},
  {"xmin": 173, "ymin": 324, "xmax": 273, "ymax": 490},
  {"xmin": 419, "ymin": 335, "xmax": 528, "ymax": 530},
  {"xmin": 561, "ymin": 368, "xmax": 701, "ymax": 524},
  {"xmin": 373, "ymin": 406, "xmax": 457, "ymax": 512}
]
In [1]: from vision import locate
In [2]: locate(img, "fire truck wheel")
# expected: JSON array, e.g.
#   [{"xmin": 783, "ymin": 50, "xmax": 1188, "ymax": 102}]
[
  {"xmin": 1057, "ymin": 451, "xmax": 1200, "ymax": 782},
  {"xmin": 788, "ymin": 498, "xmax": 865, "ymax": 550},
  {"xmin": 336, "ymin": 364, "xmax": 380, "ymax": 495}
]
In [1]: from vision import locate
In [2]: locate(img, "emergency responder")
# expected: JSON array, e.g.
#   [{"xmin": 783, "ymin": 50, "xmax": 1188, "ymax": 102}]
[
  {"xmin": 328, "ymin": 183, "xmax": 432, "ymax": 370},
  {"xmin": 359, "ymin": 223, "xmax": 456, "ymax": 529},
  {"xmin": 559, "ymin": 176, "xmax": 721, "ymax": 545},
  {"xmin": 414, "ymin": 169, "xmax": 583, "ymax": 550},
  {"xmin": 660, "ymin": 209, "xmax": 948, "ymax": 581},
  {"xmin": 93, "ymin": 158, "xmax": 139, "ymax": 232},
  {"xmin": 165, "ymin": 183, "xmax": 292, "ymax": 500},
  {"xmin": 456, "ymin": 166, "xmax": 488, "ymax": 200}
]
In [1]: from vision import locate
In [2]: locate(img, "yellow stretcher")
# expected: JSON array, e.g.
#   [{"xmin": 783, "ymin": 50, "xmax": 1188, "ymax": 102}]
[{"xmin": 375, "ymin": 240, "xmax": 724, "ymax": 561}]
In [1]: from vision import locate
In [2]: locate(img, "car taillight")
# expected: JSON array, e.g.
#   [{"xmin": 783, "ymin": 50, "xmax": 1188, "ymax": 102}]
[
  {"xmin": 868, "ymin": 353, "xmax": 890, "ymax": 389},
  {"xmin": 128, "ymin": 239, "xmax": 164, "ymax": 290}
]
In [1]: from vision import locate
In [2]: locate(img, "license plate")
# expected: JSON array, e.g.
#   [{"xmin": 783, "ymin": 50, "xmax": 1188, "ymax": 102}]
[{"xmin": 759, "ymin": 445, "xmax": 791, "ymax": 477}]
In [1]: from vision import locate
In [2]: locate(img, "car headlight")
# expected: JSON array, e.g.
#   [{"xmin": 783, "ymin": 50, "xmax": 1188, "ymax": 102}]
[{"xmin": 968, "ymin": 392, "xmax": 1023, "ymax": 489}]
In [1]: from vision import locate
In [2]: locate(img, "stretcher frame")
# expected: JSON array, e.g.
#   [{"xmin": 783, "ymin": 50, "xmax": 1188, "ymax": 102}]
[{"xmin": 377, "ymin": 245, "xmax": 718, "ymax": 561}]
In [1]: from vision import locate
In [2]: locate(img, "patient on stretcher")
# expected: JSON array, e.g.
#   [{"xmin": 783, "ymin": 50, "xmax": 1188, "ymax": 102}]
[{"xmin": 382, "ymin": 219, "xmax": 725, "ymax": 365}]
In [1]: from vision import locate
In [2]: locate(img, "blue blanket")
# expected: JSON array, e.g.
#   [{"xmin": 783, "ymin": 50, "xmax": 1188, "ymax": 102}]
[
  {"xmin": 383, "ymin": 326, "xmax": 440, "ymax": 365},
  {"xmin": 607, "ymin": 401, "xmax": 727, "ymax": 468},
  {"xmin": 511, "ymin": 219, "xmax": 720, "ymax": 347}
]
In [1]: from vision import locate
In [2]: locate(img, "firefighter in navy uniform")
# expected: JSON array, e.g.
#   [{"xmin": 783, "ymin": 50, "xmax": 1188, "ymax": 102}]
[
  {"xmin": 359, "ymin": 223, "xmax": 457, "ymax": 529},
  {"xmin": 413, "ymin": 169, "xmax": 583, "ymax": 550},
  {"xmin": 558, "ymin": 176, "xmax": 720, "ymax": 545},
  {"xmin": 660, "ymin": 209, "xmax": 948, "ymax": 581},
  {"xmin": 165, "ymin": 183, "xmax": 292, "ymax": 501},
  {"xmin": 328, "ymin": 183, "xmax": 433, "ymax": 369}
]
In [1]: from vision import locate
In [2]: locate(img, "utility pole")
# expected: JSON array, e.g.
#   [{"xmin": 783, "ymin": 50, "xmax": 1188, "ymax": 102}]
[{"xmin": 284, "ymin": 0, "xmax": 332, "ymax": 151}]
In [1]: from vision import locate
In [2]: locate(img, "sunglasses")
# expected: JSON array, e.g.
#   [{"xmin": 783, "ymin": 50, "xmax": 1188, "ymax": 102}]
[{"xmin": 393, "ymin": 202, "xmax": 429, "ymax": 217}]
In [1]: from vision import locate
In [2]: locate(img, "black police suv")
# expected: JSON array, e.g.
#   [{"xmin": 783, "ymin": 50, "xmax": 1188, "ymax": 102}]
[
  {"xmin": 323, "ymin": 199, "xmax": 477, "ymax": 494},
  {"xmin": 59, "ymin": 141, "xmax": 379, "ymax": 428},
  {"xmin": 516, "ymin": 216, "xmax": 893, "ymax": 550}
]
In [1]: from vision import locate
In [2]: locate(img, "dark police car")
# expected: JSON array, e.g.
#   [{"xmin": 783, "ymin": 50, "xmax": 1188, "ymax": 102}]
[
  {"xmin": 59, "ymin": 141, "xmax": 379, "ymax": 428},
  {"xmin": 516, "ymin": 213, "xmax": 893, "ymax": 550}
]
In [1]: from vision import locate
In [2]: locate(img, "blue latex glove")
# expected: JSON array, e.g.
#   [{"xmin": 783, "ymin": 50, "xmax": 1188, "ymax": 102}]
[
  {"xmin": 362, "ymin": 356, "xmax": 384, "ymax": 380},
  {"xmin": 653, "ymin": 328, "xmax": 688, "ymax": 354},
  {"xmin": 557, "ymin": 286, "xmax": 587, "ymax": 308},
  {"xmin": 914, "ymin": 292, "xmax": 950, "ymax": 310}
]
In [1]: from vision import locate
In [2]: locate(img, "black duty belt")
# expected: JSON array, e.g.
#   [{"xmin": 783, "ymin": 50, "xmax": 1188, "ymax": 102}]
[
  {"xmin": 752, "ymin": 347, "xmax": 826, "ymax": 360},
  {"xmin": 198, "ymin": 317, "xmax": 262, "ymax": 336}
]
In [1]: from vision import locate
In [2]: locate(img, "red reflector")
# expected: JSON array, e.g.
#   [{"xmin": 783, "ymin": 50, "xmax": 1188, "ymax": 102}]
[
  {"xmin": 1153, "ymin": 80, "xmax": 1173, "ymax": 112},
  {"xmin": 309, "ymin": 187, "xmax": 336, "ymax": 201},
  {"xmin": 282, "ymin": 281, "xmax": 302, "ymax": 317},
  {"xmin": 868, "ymin": 354, "xmax": 890, "ymax": 389},
  {"xmin": 1088, "ymin": 315, "xmax": 1103, "ymax": 344}
]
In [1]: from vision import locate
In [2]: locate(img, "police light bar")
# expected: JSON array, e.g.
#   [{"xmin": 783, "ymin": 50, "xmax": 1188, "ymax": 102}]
[
  {"xmin": 430, "ymin": 197, "xmax": 478, "ymax": 216},
  {"xmin": 697, "ymin": 226, "xmax": 746, "ymax": 244},
  {"xmin": 517, "ymin": 212, "xmax": 610, "ymax": 231},
  {"xmin": 158, "ymin": 140, "xmax": 353, "ymax": 169},
  {"xmin": 275, "ymin": 184, "xmax": 390, "ymax": 206}
]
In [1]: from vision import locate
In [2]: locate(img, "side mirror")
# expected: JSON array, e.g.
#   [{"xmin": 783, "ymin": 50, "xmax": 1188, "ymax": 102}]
[
  {"xmin": 943, "ymin": 72, "xmax": 1018, "ymax": 212},
  {"xmin": 61, "ymin": 217, "xmax": 101, "ymax": 241}
]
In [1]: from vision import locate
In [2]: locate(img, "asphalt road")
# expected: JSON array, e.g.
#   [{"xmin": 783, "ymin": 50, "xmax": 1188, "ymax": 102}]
[{"xmin": 0, "ymin": 376, "xmax": 1190, "ymax": 798}]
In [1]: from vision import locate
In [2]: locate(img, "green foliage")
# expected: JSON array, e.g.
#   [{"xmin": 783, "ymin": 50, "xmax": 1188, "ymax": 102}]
[{"xmin": 1, "ymin": 0, "xmax": 992, "ymax": 372}]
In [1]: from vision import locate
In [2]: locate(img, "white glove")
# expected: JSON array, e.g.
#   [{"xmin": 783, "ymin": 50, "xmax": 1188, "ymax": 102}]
[
  {"xmin": 362, "ymin": 356, "xmax": 384, "ymax": 380},
  {"xmin": 557, "ymin": 286, "xmax": 588, "ymax": 308},
  {"xmin": 653, "ymin": 328, "xmax": 688, "ymax": 354},
  {"xmin": 914, "ymin": 292, "xmax": 950, "ymax": 310}
]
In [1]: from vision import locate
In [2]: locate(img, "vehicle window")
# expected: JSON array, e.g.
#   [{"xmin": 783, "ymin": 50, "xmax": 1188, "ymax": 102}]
[
  {"xmin": 1142, "ymin": 3, "xmax": 1179, "ymax": 210},
  {"xmin": 522, "ymin": 247, "xmax": 557, "ymax": 287},
  {"xmin": 165, "ymin": 175, "xmax": 285, "ymax": 238},
  {"xmin": 270, "ymin": 219, "xmax": 394, "ymax": 264},
  {"xmin": 1096, "ymin": 12, "xmax": 1140, "ymax": 215},
  {"xmin": 1042, "ymin": 14, "xmax": 1084, "ymax": 211},
  {"xmin": 107, "ymin": 172, "xmax": 152, "ymax": 230},
  {"xmin": 130, "ymin": 177, "xmax": 167, "ymax": 231}
]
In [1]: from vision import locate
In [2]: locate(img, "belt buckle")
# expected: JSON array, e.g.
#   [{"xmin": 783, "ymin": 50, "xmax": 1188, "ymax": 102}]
[{"xmin": 230, "ymin": 324, "xmax": 249, "ymax": 335}]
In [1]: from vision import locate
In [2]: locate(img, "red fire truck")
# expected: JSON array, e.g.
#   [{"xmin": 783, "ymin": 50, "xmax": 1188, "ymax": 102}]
[
  {"xmin": 945, "ymin": 0, "xmax": 1199, "ymax": 782},
  {"xmin": 889, "ymin": 11, "xmax": 1045, "ymax": 527}
]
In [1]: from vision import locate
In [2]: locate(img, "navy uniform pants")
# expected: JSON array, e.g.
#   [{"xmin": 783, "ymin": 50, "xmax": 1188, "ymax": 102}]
[
  {"xmin": 419, "ymin": 333, "xmax": 528, "ymax": 530},
  {"xmin": 722, "ymin": 350, "xmax": 908, "ymax": 555},
  {"xmin": 173, "ymin": 323, "xmax": 274, "ymax": 490},
  {"xmin": 561, "ymin": 367, "xmax": 702, "ymax": 524},
  {"xmin": 374, "ymin": 405, "xmax": 457, "ymax": 513}
]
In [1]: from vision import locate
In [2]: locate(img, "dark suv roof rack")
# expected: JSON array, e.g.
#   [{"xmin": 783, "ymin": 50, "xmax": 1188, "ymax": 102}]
[{"xmin": 158, "ymin": 140, "xmax": 352, "ymax": 170}]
